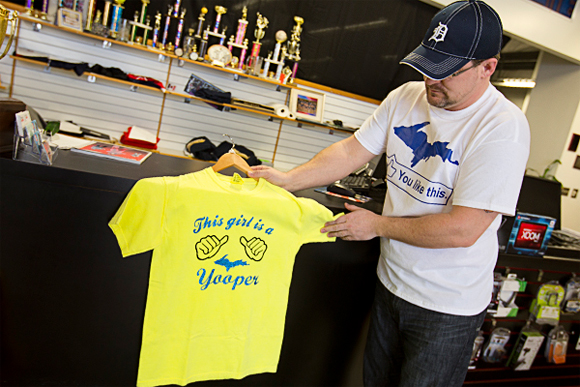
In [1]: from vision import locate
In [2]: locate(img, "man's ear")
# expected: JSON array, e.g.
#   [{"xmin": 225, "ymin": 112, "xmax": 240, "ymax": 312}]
[{"xmin": 482, "ymin": 58, "xmax": 498, "ymax": 78}]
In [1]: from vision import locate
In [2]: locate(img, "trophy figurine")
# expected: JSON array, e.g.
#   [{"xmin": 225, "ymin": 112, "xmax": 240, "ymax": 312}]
[
  {"xmin": 0, "ymin": 4, "xmax": 17, "ymax": 60},
  {"xmin": 109, "ymin": 0, "xmax": 125, "ymax": 39},
  {"xmin": 281, "ymin": 66, "xmax": 293, "ymax": 84},
  {"xmin": 246, "ymin": 12, "xmax": 268, "ymax": 75},
  {"xmin": 213, "ymin": 6, "xmax": 227, "ymax": 33},
  {"xmin": 286, "ymin": 16, "xmax": 304, "ymax": 82},
  {"xmin": 227, "ymin": 6, "xmax": 249, "ymax": 70}
]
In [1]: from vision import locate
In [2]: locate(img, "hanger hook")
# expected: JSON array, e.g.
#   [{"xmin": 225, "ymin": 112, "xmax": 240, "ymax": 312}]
[{"xmin": 223, "ymin": 134, "xmax": 236, "ymax": 153}]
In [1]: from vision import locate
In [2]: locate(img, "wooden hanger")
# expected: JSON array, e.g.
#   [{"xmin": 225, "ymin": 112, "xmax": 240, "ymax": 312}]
[{"xmin": 212, "ymin": 135, "xmax": 259, "ymax": 181}]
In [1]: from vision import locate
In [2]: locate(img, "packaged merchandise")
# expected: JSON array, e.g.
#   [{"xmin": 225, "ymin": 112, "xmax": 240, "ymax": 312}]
[
  {"xmin": 529, "ymin": 281, "xmax": 565, "ymax": 325},
  {"xmin": 506, "ymin": 324, "xmax": 544, "ymax": 371},
  {"xmin": 482, "ymin": 327, "xmax": 511, "ymax": 363},
  {"xmin": 562, "ymin": 275, "xmax": 580, "ymax": 313},
  {"xmin": 545, "ymin": 325, "xmax": 569, "ymax": 364}
]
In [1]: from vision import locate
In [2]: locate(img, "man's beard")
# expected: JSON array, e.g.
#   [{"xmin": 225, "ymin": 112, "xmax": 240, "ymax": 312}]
[{"xmin": 426, "ymin": 85, "xmax": 453, "ymax": 108}]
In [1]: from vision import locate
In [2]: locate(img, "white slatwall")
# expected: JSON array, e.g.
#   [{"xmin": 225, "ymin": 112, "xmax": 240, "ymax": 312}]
[{"xmin": 0, "ymin": 19, "xmax": 379, "ymax": 171}]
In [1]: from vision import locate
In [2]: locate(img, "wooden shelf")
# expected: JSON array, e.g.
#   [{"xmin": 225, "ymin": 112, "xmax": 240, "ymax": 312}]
[
  {"xmin": 12, "ymin": 55, "xmax": 354, "ymax": 135},
  {"xmin": 18, "ymin": 14, "xmax": 297, "ymax": 90},
  {"xmin": 11, "ymin": 55, "xmax": 165, "ymax": 94}
]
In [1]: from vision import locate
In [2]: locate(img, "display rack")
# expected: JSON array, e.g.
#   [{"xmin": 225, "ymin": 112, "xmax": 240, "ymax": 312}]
[
  {"xmin": 9, "ymin": 16, "xmax": 356, "ymax": 144},
  {"xmin": 464, "ymin": 256, "xmax": 580, "ymax": 386}
]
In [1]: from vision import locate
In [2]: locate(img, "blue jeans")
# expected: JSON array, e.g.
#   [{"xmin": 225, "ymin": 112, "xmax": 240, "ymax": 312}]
[{"xmin": 363, "ymin": 282, "xmax": 486, "ymax": 387}]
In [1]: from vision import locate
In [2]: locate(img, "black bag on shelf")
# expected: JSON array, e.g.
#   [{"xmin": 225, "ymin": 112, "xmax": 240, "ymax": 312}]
[
  {"xmin": 214, "ymin": 141, "xmax": 261, "ymax": 166},
  {"xmin": 185, "ymin": 136, "xmax": 218, "ymax": 161}
]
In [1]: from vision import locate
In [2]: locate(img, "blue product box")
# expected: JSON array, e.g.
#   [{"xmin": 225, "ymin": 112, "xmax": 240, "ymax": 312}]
[{"xmin": 505, "ymin": 212, "xmax": 556, "ymax": 257}]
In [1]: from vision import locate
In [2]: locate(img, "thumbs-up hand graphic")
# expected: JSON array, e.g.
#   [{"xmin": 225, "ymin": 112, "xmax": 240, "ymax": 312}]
[
  {"xmin": 195, "ymin": 235, "xmax": 229, "ymax": 260},
  {"xmin": 240, "ymin": 236, "xmax": 267, "ymax": 261}
]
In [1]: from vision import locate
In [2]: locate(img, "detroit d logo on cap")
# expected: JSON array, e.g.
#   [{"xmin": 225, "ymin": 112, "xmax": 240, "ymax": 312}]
[{"xmin": 429, "ymin": 22, "xmax": 448, "ymax": 43}]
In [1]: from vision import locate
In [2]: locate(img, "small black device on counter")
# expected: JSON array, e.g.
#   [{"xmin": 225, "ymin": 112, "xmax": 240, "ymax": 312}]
[
  {"xmin": 327, "ymin": 182, "xmax": 357, "ymax": 197},
  {"xmin": 339, "ymin": 153, "xmax": 387, "ymax": 194}
]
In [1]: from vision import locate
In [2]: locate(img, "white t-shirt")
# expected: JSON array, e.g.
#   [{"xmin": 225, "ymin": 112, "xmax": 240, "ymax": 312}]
[{"xmin": 355, "ymin": 82, "xmax": 530, "ymax": 315}]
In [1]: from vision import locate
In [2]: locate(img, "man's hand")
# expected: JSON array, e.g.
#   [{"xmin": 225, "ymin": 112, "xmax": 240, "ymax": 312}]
[
  {"xmin": 321, "ymin": 203, "xmax": 380, "ymax": 241},
  {"xmin": 248, "ymin": 166, "xmax": 291, "ymax": 190}
]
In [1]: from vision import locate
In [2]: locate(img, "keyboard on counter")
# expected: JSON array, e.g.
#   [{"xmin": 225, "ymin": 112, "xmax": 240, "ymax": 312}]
[{"xmin": 339, "ymin": 174, "xmax": 372, "ymax": 194}]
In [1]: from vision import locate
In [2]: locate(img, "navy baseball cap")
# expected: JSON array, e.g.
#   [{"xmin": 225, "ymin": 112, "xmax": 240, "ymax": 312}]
[{"xmin": 400, "ymin": 0, "xmax": 503, "ymax": 80}]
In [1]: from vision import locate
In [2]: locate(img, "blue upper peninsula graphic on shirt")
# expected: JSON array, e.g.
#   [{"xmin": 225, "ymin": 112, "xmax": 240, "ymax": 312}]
[{"xmin": 394, "ymin": 122, "xmax": 459, "ymax": 167}]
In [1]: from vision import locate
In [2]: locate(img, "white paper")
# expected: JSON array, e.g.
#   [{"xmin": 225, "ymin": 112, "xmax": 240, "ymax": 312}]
[
  {"xmin": 128, "ymin": 126, "xmax": 157, "ymax": 144},
  {"xmin": 50, "ymin": 134, "xmax": 94, "ymax": 149},
  {"xmin": 59, "ymin": 121, "xmax": 82, "ymax": 134}
]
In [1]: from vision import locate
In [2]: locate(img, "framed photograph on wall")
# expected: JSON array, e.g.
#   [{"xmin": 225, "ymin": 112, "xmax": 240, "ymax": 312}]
[
  {"xmin": 57, "ymin": 8, "xmax": 83, "ymax": 31},
  {"xmin": 289, "ymin": 88, "xmax": 326, "ymax": 122}
]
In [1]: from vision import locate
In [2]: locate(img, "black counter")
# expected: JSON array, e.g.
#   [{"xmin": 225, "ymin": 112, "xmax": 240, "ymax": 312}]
[
  {"xmin": 3, "ymin": 151, "xmax": 578, "ymax": 387},
  {"xmin": 0, "ymin": 152, "xmax": 380, "ymax": 387}
]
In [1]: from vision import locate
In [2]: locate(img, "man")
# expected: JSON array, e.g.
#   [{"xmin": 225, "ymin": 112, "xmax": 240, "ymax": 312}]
[{"xmin": 249, "ymin": 1, "xmax": 530, "ymax": 386}]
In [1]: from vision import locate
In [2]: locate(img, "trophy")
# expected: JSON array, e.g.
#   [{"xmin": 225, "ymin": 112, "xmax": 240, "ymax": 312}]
[
  {"xmin": 151, "ymin": 12, "xmax": 161, "ymax": 48},
  {"xmin": 109, "ymin": 0, "xmax": 125, "ymax": 39},
  {"xmin": 130, "ymin": 10, "xmax": 139, "ymax": 41},
  {"xmin": 85, "ymin": 0, "xmax": 97, "ymax": 31},
  {"xmin": 142, "ymin": 15, "xmax": 151, "ymax": 45},
  {"xmin": 129, "ymin": 0, "xmax": 151, "ymax": 44},
  {"xmin": 246, "ymin": 12, "xmax": 268, "ymax": 75},
  {"xmin": 286, "ymin": 16, "xmax": 303, "ymax": 81},
  {"xmin": 192, "ymin": 7, "xmax": 207, "ymax": 59},
  {"xmin": 212, "ymin": 5, "xmax": 226, "ymax": 34},
  {"xmin": 161, "ymin": 5, "xmax": 173, "ymax": 50},
  {"xmin": 172, "ymin": 0, "xmax": 181, "ymax": 18},
  {"xmin": 198, "ymin": 6, "xmax": 227, "ymax": 60},
  {"xmin": 102, "ymin": 0, "xmax": 112, "ymax": 30},
  {"xmin": 183, "ymin": 28, "xmax": 196, "ymax": 59},
  {"xmin": 226, "ymin": 6, "xmax": 249, "ymax": 70},
  {"xmin": 140, "ymin": 0, "xmax": 149, "ymax": 24},
  {"xmin": 274, "ymin": 46, "xmax": 287, "ymax": 80},
  {"xmin": 91, "ymin": 10, "xmax": 108, "ymax": 37},
  {"xmin": 194, "ymin": 7, "xmax": 207, "ymax": 38},
  {"xmin": 174, "ymin": 9, "xmax": 186, "ymax": 54},
  {"xmin": 262, "ymin": 30, "xmax": 287, "ymax": 80},
  {"xmin": 0, "ymin": 4, "xmax": 17, "ymax": 61},
  {"xmin": 25, "ymin": 0, "xmax": 33, "ymax": 15},
  {"xmin": 39, "ymin": 0, "xmax": 48, "ymax": 19}
]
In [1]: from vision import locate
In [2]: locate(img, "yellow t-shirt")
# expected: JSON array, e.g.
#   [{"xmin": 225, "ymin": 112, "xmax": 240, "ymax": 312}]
[{"xmin": 109, "ymin": 167, "xmax": 338, "ymax": 386}]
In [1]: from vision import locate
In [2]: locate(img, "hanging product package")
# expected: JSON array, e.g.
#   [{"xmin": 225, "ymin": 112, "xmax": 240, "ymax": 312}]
[
  {"xmin": 506, "ymin": 323, "xmax": 544, "ymax": 371},
  {"xmin": 529, "ymin": 281, "xmax": 565, "ymax": 325},
  {"xmin": 562, "ymin": 275, "xmax": 580, "ymax": 313},
  {"xmin": 482, "ymin": 327, "xmax": 511, "ymax": 363},
  {"xmin": 545, "ymin": 325, "xmax": 569, "ymax": 364}
]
